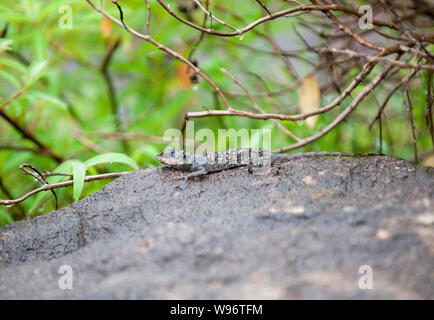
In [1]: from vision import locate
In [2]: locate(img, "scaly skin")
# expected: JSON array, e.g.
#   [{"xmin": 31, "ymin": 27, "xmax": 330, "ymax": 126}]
[{"xmin": 156, "ymin": 147, "xmax": 382, "ymax": 179}]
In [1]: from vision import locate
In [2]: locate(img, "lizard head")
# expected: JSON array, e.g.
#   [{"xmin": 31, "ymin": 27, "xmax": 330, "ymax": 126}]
[{"xmin": 156, "ymin": 147, "xmax": 186, "ymax": 166}]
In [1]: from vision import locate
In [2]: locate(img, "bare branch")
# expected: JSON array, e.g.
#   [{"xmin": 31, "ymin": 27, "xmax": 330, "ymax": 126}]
[
  {"xmin": 255, "ymin": 0, "xmax": 272, "ymax": 15},
  {"xmin": 369, "ymin": 68, "xmax": 420, "ymax": 129},
  {"xmin": 155, "ymin": 1, "xmax": 400, "ymax": 37},
  {"xmin": 19, "ymin": 164, "xmax": 58, "ymax": 209},
  {"xmin": 0, "ymin": 172, "xmax": 131, "ymax": 206},
  {"xmin": 275, "ymin": 64, "xmax": 396, "ymax": 152},
  {"xmin": 220, "ymin": 68, "xmax": 301, "ymax": 142},
  {"xmin": 192, "ymin": 0, "xmax": 239, "ymax": 32},
  {"xmin": 320, "ymin": 48, "xmax": 434, "ymax": 71},
  {"xmin": 86, "ymin": 0, "xmax": 233, "ymax": 110},
  {"xmin": 144, "ymin": 0, "xmax": 151, "ymax": 34},
  {"xmin": 0, "ymin": 109, "xmax": 63, "ymax": 162}
]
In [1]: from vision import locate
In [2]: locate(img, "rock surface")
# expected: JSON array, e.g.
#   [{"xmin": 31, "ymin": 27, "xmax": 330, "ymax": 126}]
[{"xmin": 0, "ymin": 156, "xmax": 433, "ymax": 299}]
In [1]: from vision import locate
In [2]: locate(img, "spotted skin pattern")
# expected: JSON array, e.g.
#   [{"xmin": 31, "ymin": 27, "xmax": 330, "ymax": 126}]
[{"xmin": 156, "ymin": 147, "xmax": 382, "ymax": 179}]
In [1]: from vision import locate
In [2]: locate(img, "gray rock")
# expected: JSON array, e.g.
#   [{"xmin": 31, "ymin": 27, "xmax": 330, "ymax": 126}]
[{"xmin": 0, "ymin": 156, "xmax": 433, "ymax": 299}]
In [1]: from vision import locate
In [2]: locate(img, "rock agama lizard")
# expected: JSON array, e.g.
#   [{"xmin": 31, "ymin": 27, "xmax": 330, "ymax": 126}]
[{"xmin": 156, "ymin": 147, "xmax": 382, "ymax": 179}]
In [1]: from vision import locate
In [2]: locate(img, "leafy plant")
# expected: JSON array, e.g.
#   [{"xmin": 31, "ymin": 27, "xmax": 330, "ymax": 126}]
[{"xmin": 0, "ymin": 0, "xmax": 432, "ymax": 226}]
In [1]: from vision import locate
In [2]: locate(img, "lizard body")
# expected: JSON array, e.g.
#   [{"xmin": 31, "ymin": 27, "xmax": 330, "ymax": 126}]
[{"xmin": 156, "ymin": 147, "xmax": 382, "ymax": 179}]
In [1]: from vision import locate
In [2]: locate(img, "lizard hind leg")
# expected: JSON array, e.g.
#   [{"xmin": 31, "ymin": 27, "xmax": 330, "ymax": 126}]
[{"xmin": 183, "ymin": 166, "xmax": 207, "ymax": 180}]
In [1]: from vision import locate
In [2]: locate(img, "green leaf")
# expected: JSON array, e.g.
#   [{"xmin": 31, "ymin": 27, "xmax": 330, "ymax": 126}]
[
  {"xmin": 48, "ymin": 160, "xmax": 75, "ymax": 181},
  {"xmin": 72, "ymin": 161, "xmax": 86, "ymax": 202},
  {"xmin": 0, "ymin": 69, "xmax": 21, "ymax": 89},
  {"xmin": 33, "ymin": 30, "xmax": 47, "ymax": 61},
  {"xmin": 0, "ymin": 57, "xmax": 28, "ymax": 74},
  {"xmin": 131, "ymin": 145, "xmax": 160, "ymax": 165},
  {"xmin": 0, "ymin": 39, "xmax": 13, "ymax": 53},
  {"xmin": 27, "ymin": 60, "xmax": 47, "ymax": 84},
  {"xmin": 84, "ymin": 153, "xmax": 139, "ymax": 170},
  {"xmin": 28, "ymin": 91, "xmax": 68, "ymax": 110}
]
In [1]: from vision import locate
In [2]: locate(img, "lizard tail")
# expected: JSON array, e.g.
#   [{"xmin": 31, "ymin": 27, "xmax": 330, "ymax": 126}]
[{"xmin": 272, "ymin": 151, "xmax": 385, "ymax": 160}]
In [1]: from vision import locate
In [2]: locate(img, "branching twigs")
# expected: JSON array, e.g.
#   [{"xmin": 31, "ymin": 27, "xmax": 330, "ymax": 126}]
[
  {"xmin": 220, "ymin": 68, "xmax": 301, "ymax": 142},
  {"xmin": 0, "ymin": 64, "xmax": 63, "ymax": 162},
  {"xmin": 368, "ymin": 87, "xmax": 385, "ymax": 154},
  {"xmin": 309, "ymin": 0, "xmax": 383, "ymax": 52},
  {"xmin": 192, "ymin": 0, "xmax": 238, "ymax": 32},
  {"xmin": 86, "ymin": 0, "xmax": 432, "ymax": 158},
  {"xmin": 144, "ymin": 0, "xmax": 151, "ymax": 34},
  {"xmin": 275, "ymin": 63, "xmax": 396, "ymax": 152},
  {"xmin": 369, "ymin": 67, "xmax": 420, "ymax": 129},
  {"xmin": 2, "ymin": 0, "xmax": 431, "ymax": 220},
  {"xmin": 101, "ymin": 38, "xmax": 121, "ymax": 120},
  {"xmin": 86, "ymin": 0, "xmax": 233, "ymax": 110},
  {"xmin": 183, "ymin": 58, "xmax": 378, "ymax": 121},
  {"xmin": 155, "ymin": 1, "xmax": 400, "ymax": 37},
  {"xmin": 320, "ymin": 48, "xmax": 434, "ymax": 71},
  {"xmin": 403, "ymin": 76, "xmax": 419, "ymax": 164},
  {"xmin": 188, "ymin": 0, "xmax": 209, "ymax": 60},
  {"xmin": 0, "ymin": 171, "xmax": 131, "ymax": 206},
  {"xmin": 71, "ymin": 130, "xmax": 108, "ymax": 154},
  {"xmin": 179, "ymin": 58, "xmax": 386, "ymax": 151},
  {"xmin": 0, "ymin": 108, "xmax": 63, "ymax": 162},
  {"xmin": 0, "ymin": 87, "xmax": 27, "ymax": 111},
  {"xmin": 255, "ymin": 0, "xmax": 272, "ymax": 15},
  {"xmin": 100, "ymin": 37, "xmax": 129, "ymax": 152},
  {"xmin": 19, "ymin": 163, "xmax": 58, "ymax": 209},
  {"xmin": 111, "ymin": 0, "xmax": 126, "ymax": 28},
  {"xmin": 263, "ymin": 23, "xmax": 299, "ymax": 80},
  {"xmin": 181, "ymin": 63, "xmax": 394, "ymax": 152}
]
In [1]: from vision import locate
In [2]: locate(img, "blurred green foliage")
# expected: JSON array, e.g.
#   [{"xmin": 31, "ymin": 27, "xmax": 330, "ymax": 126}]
[{"xmin": 0, "ymin": 0, "xmax": 432, "ymax": 225}]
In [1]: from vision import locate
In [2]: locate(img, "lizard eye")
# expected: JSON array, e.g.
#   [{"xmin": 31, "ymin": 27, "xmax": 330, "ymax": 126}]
[{"xmin": 163, "ymin": 146, "xmax": 175, "ymax": 157}]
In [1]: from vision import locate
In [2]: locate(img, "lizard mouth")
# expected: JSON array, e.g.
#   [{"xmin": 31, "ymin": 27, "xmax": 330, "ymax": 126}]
[
  {"xmin": 156, "ymin": 147, "xmax": 178, "ymax": 165},
  {"xmin": 155, "ymin": 153, "xmax": 167, "ymax": 165}
]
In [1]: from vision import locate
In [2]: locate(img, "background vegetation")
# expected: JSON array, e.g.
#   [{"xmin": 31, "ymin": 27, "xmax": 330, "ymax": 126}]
[{"xmin": 0, "ymin": 0, "xmax": 432, "ymax": 225}]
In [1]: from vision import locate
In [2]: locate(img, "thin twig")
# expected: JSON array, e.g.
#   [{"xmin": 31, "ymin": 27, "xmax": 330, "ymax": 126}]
[
  {"xmin": 255, "ymin": 0, "xmax": 271, "ymax": 15},
  {"xmin": 0, "ymin": 172, "xmax": 131, "ymax": 206},
  {"xmin": 144, "ymin": 0, "xmax": 151, "ymax": 34},
  {"xmin": 369, "ymin": 68, "xmax": 420, "ymax": 129},
  {"xmin": 0, "ymin": 87, "xmax": 27, "ymax": 111},
  {"xmin": 0, "ymin": 109, "xmax": 63, "ymax": 162},
  {"xmin": 86, "ymin": 0, "xmax": 233, "ymax": 110},
  {"xmin": 275, "ymin": 64, "xmax": 396, "ymax": 152},
  {"xmin": 188, "ymin": 0, "xmax": 209, "ymax": 60},
  {"xmin": 426, "ymin": 71, "xmax": 434, "ymax": 149},
  {"xmin": 403, "ymin": 79, "xmax": 418, "ymax": 164},
  {"xmin": 220, "ymin": 68, "xmax": 301, "ymax": 142},
  {"xmin": 320, "ymin": 48, "xmax": 434, "ymax": 71},
  {"xmin": 19, "ymin": 164, "xmax": 58, "ymax": 209},
  {"xmin": 155, "ymin": 1, "xmax": 400, "ymax": 37},
  {"xmin": 192, "ymin": 0, "xmax": 239, "ymax": 32}
]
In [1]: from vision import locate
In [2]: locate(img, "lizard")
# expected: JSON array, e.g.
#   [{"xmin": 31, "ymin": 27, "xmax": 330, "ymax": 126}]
[{"xmin": 156, "ymin": 147, "xmax": 383, "ymax": 179}]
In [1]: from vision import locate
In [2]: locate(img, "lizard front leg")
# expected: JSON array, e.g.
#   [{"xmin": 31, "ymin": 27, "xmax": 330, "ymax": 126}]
[{"xmin": 183, "ymin": 166, "xmax": 207, "ymax": 179}]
